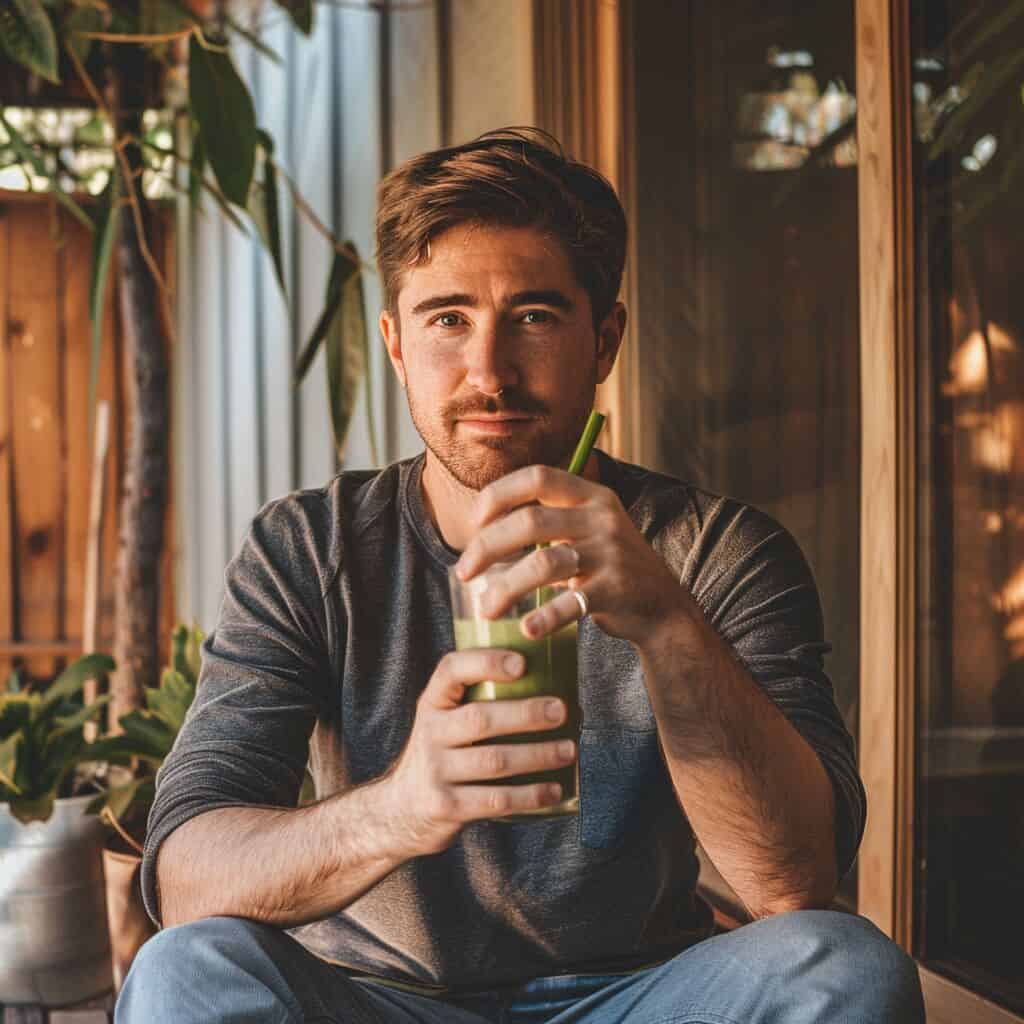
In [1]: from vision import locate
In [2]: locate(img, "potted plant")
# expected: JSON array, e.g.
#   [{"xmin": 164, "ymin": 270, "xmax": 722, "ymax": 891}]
[
  {"xmin": 83, "ymin": 619, "xmax": 317, "ymax": 988},
  {"xmin": 0, "ymin": 652, "xmax": 116, "ymax": 1007},
  {"xmin": 82, "ymin": 621, "xmax": 204, "ymax": 990}
]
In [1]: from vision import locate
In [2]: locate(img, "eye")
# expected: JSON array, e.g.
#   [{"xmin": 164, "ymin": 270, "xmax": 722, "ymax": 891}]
[
  {"xmin": 521, "ymin": 309, "xmax": 553, "ymax": 325},
  {"xmin": 433, "ymin": 312, "xmax": 464, "ymax": 328}
]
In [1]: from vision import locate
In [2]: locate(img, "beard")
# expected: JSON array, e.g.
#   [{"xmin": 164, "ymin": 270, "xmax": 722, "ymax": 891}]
[{"xmin": 407, "ymin": 383, "xmax": 596, "ymax": 491}]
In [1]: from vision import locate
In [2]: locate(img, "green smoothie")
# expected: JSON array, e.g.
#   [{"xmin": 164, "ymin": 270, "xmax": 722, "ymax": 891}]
[{"xmin": 453, "ymin": 617, "xmax": 580, "ymax": 815}]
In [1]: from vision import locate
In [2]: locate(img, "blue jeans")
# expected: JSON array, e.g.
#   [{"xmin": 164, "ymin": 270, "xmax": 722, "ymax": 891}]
[{"xmin": 115, "ymin": 910, "xmax": 925, "ymax": 1023}]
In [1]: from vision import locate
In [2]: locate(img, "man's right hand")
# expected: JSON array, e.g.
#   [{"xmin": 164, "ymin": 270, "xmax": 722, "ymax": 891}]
[{"xmin": 377, "ymin": 649, "xmax": 576, "ymax": 858}]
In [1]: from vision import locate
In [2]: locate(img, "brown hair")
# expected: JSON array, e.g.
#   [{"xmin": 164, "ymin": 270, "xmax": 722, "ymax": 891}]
[{"xmin": 375, "ymin": 127, "xmax": 627, "ymax": 329}]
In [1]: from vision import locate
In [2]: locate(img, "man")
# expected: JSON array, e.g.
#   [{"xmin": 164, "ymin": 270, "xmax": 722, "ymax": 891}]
[{"xmin": 117, "ymin": 128, "xmax": 925, "ymax": 1023}]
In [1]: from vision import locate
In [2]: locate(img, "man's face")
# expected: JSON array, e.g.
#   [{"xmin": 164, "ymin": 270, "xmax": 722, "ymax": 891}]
[{"xmin": 380, "ymin": 222, "xmax": 623, "ymax": 491}]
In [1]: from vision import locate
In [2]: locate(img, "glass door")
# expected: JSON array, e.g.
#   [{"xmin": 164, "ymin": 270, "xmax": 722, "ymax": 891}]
[{"xmin": 911, "ymin": 0, "xmax": 1024, "ymax": 1015}]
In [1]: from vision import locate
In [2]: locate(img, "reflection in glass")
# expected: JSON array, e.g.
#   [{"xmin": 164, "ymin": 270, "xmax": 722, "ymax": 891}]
[
  {"xmin": 629, "ymin": 0, "xmax": 861, "ymax": 910},
  {"xmin": 913, "ymin": 1, "xmax": 1024, "ymax": 1013}
]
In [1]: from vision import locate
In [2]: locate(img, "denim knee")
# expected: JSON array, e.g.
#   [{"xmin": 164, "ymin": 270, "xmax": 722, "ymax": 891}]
[
  {"xmin": 763, "ymin": 910, "xmax": 925, "ymax": 1019},
  {"xmin": 116, "ymin": 916, "xmax": 303, "ymax": 1024}
]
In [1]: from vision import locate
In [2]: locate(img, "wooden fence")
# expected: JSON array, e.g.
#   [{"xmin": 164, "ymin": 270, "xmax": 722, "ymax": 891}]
[{"xmin": 0, "ymin": 191, "xmax": 176, "ymax": 689}]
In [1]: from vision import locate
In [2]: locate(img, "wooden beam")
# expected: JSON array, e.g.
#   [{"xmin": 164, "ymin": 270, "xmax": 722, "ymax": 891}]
[
  {"xmin": 921, "ymin": 968, "xmax": 1024, "ymax": 1024},
  {"xmin": 855, "ymin": 0, "xmax": 916, "ymax": 948}
]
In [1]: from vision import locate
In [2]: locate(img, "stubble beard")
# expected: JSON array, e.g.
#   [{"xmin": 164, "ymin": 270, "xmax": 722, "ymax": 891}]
[{"xmin": 407, "ymin": 396, "xmax": 594, "ymax": 492}]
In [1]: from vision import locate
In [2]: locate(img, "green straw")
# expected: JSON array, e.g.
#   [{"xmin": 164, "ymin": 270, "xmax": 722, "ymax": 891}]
[
  {"xmin": 567, "ymin": 410, "xmax": 606, "ymax": 476},
  {"xmin": 533, "ymin": 410, "xmax": 606, "ymax": 620}
]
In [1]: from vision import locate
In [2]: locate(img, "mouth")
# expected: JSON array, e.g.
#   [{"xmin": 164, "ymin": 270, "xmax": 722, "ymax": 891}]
[{"xmin": 457, "ymin": 416, "xmax": 536, "ymax": 435}]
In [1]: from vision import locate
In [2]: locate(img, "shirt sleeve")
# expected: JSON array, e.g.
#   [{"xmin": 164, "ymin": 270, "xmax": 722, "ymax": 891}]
[
  {"xmin": 140, "ymin": 494, "xmax": 336, "ymax": 928},
  {"xmin": 681, "ymin": 497, "xmax": 867, "ymax": 883}
]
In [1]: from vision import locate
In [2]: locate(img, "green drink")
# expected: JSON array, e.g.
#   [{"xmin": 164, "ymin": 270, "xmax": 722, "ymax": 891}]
[{"xmin": 449, "ymin": 571, "xmax": 582, "ymax": 818}]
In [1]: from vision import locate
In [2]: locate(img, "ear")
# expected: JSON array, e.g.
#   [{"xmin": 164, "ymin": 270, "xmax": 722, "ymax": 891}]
[
  {"xmin": 379, "ymin": 310, "xmax": 407, "ymax": 389},
  {"xmin": 595, "ymin": 302, "xmax": 627, "ymax": 385}
]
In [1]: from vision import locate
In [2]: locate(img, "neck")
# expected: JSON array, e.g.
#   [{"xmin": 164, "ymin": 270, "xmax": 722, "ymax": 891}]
[{"xmin": 420, "ymin": 449, "xmax": 602, "ymax": 552}]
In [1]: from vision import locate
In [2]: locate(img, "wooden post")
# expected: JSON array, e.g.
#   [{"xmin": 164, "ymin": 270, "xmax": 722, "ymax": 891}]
[
  {"xmin": 83, "ymin": 400, "xmax": 110, "ymax": 741},
  {"xmin": 855, "ymin": 0, "xmax": 916, "ymax": 948}
]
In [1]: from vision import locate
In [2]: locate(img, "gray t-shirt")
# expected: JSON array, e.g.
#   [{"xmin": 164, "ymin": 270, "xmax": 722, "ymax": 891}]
[{"xmin": 141, "ymin": 449, "xmax": 865, "ymax": 992}]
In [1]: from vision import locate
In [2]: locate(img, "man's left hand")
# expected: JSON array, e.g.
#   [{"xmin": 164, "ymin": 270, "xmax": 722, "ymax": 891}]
[{"xmin": 453, "ymin": 464, "xmax": 692, "ymax": 648}]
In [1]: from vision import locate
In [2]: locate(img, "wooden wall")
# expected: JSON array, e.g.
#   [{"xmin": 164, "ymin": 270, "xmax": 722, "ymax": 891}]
[{"xmin": 0, "ymin": 193, "xmax": 176, "ymax": 687}]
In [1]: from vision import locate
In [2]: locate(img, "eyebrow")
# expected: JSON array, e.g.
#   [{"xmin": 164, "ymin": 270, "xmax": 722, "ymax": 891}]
[{"xmin": 409, "ymin": 289, "xmax": 575, "ymax": 318}]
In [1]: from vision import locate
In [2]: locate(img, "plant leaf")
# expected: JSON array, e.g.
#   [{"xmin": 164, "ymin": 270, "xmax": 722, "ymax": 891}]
[
  {"xmin": 270, "ymin": 0, "xmax": 314, "ymax": 35},
  {"xmin": 188, "ymin": 33, "xmax": 258, "ymax": 207},
  {"xmin": 247, "ymin": 131, "xmax": 286, "ymax": 296},
  {"xmin": 144, "ymin": 669, "xmax": 195, "ymax": 732},
  {"xmin": 326, "ymin": 243, "xmax": 369, "ymax": 459},
  {"xmin": 0, "ymin": 0, "xmax": 60, "ymax": 84},
  {"xmin": 0, "ymin": 108, "xmax": 93, "ymax": 230},
  {"xmin": 40, "ymin": 652, "xmax": 116, "ymax": 713},
  {"xmin": 0, "ymin": 732, "xmax": 23, "ymax": 793},
  {"xmin": 9, "ymin": 789, "xmax": 57, "ymax": 825},
  {"xmin": 188, "ymin": 127, "xmax": 205, "ymax": 208},
  {"xmin": 51, "ymin": 693, "xmax": 111, "ymax": 739},
  {"xmin": 64, "ymin": 4, "xmax": 104, "ymax": 67},
  {"xmin": 117, "ymin": 710, "xmax": 178, "ymax": 761},
  {"xmin": 295, "ymin": 247, "xmax": 359, "ymax": 383},
  {"xmin": 88, "ymin": 172, "xmax": 118, "ymax": 447}
]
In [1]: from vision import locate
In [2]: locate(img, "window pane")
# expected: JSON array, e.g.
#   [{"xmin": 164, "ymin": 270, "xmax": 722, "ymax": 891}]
[
  {"xmin": 629, "ymin": 1, "xmax": 860, "ymax": 909},
  {"xmin": 912, "ymin": 1, "xmax": 1024, "ymax": 1013}
]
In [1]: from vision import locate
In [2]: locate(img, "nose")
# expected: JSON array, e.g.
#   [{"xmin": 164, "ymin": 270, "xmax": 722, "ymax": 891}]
[{"xmin": 463, "ymin": 322, "xmax": 519, "ymax": 398}]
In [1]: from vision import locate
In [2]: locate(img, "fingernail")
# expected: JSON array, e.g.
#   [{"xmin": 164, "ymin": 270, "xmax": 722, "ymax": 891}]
[
  {"xmin": 504, "ymin": 653, "xmax": 525, "ymax": 675},
  {"xmin": 545, "ymin": 699, "xmax": 563, "ymax": 722},
  {"xmin": 558, "ymin": 740, "xmax": 575, "ymax": 759},
  {"xmin": 547, "ymin": 783, "xmax": 563, "ymax": 801}
]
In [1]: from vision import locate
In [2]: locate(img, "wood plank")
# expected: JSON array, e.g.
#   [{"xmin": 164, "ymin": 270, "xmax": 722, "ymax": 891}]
[
  {"xmin": 61, "ymin": 208, "xmax": 105, "ymax": 660},
  {"xmin": 921, "ymin": 967, "xmax": 1024, "ymax": 1024},
  {"xmin": 48, "ymin": 1011, "xmax": 111, "ymax": 1024},
  {"xmin": 8, "ymin": 202, "xmax": 63, "ymax": 682},
  {"xmin": 0, "ymin": 201, "xmax": 13, "ymax": 685},
  {"xmin": 854, "ymin": 0, "xmax": 916, "ymax": 947}
]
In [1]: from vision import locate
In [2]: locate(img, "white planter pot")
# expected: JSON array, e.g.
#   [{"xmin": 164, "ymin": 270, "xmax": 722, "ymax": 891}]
[{"xmin": 0, "ymin": 793, "xmax": 113, "ymax": 1006}]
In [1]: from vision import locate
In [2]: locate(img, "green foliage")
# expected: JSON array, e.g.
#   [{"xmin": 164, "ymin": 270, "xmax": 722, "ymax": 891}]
[
  {"xmin": 83, "ymin": 622, "xmax": 205, "ymax": 829},
  {"xmin": 272, "ymin": 0, "xmax": 315, "ymax": 36},
  {"xmin": 0, "ymin": 653, "xmax": 115, "ymax": 825},
  {"xmin": 0, "ymin": 0, "xmax": 373, "ymax": 461},
  {"xmin": 295, "ymin": 243, "xmax": 377, "ymax": 463},
  {"xmin": 188, "ymin": 33, "xmax": 257, "ymax": 207},
  {"xmin": 0, "ymin": 0, "xmax": 59, "ymax": 85}
]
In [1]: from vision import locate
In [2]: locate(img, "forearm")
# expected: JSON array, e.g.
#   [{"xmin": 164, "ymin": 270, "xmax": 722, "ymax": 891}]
[
  {"xmin": 157, "ymin": 777, "xmax": 409, "ymax": 929},
  {"xmin": 640, "ymin": 607, "xmax": 838, "ymax": 919}
]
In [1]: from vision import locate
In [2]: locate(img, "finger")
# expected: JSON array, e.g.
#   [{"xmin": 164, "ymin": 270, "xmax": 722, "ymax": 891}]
[
  {"xmin": 453, "ymin": 780, "xmax": 566, "ymax": 820},
  {"xmin": 445, "ymin": 694, "xmax": 566, "ymax": 747},
  {"xmin": 473, "ymin": 465, "xmax": 605, "ymax": 530},
  {"xmin": 521, "ymin": 582, "xmax": 597, "ymax": 639},
  {"xmin": 424, "ymin": 649, "xmax": 526, "ymax": 710},
  {"xmin": 477, "ymin": 542, "xmax": 584, "ymax": 619},
  {"xmin": 456, "ymin": 506, "xmax": 590, "ymax": 582},
  {"xmin": 444, "ymin": 737, "xmax": 576, "ymax": 783}
]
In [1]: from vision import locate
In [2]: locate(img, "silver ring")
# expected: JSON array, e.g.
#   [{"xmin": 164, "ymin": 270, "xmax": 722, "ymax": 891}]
[{"xmin": 571, "ymin": 588, "xmax": 590, "ymax": 619}]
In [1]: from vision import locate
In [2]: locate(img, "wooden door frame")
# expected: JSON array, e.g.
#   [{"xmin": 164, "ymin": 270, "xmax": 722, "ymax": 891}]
[
  {"xmin": 854, "ymin": 0, "xmax": 916, "ymax": 948},
  {"xmin": 855, "ymin": 1, "xmax": 1024, "ymax": 1020}
]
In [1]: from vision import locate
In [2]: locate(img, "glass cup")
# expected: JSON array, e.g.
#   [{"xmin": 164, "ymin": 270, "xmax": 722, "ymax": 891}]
[{"xmin": 448, "ymin": 555, "xmax": 581, "ymax": 818}]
